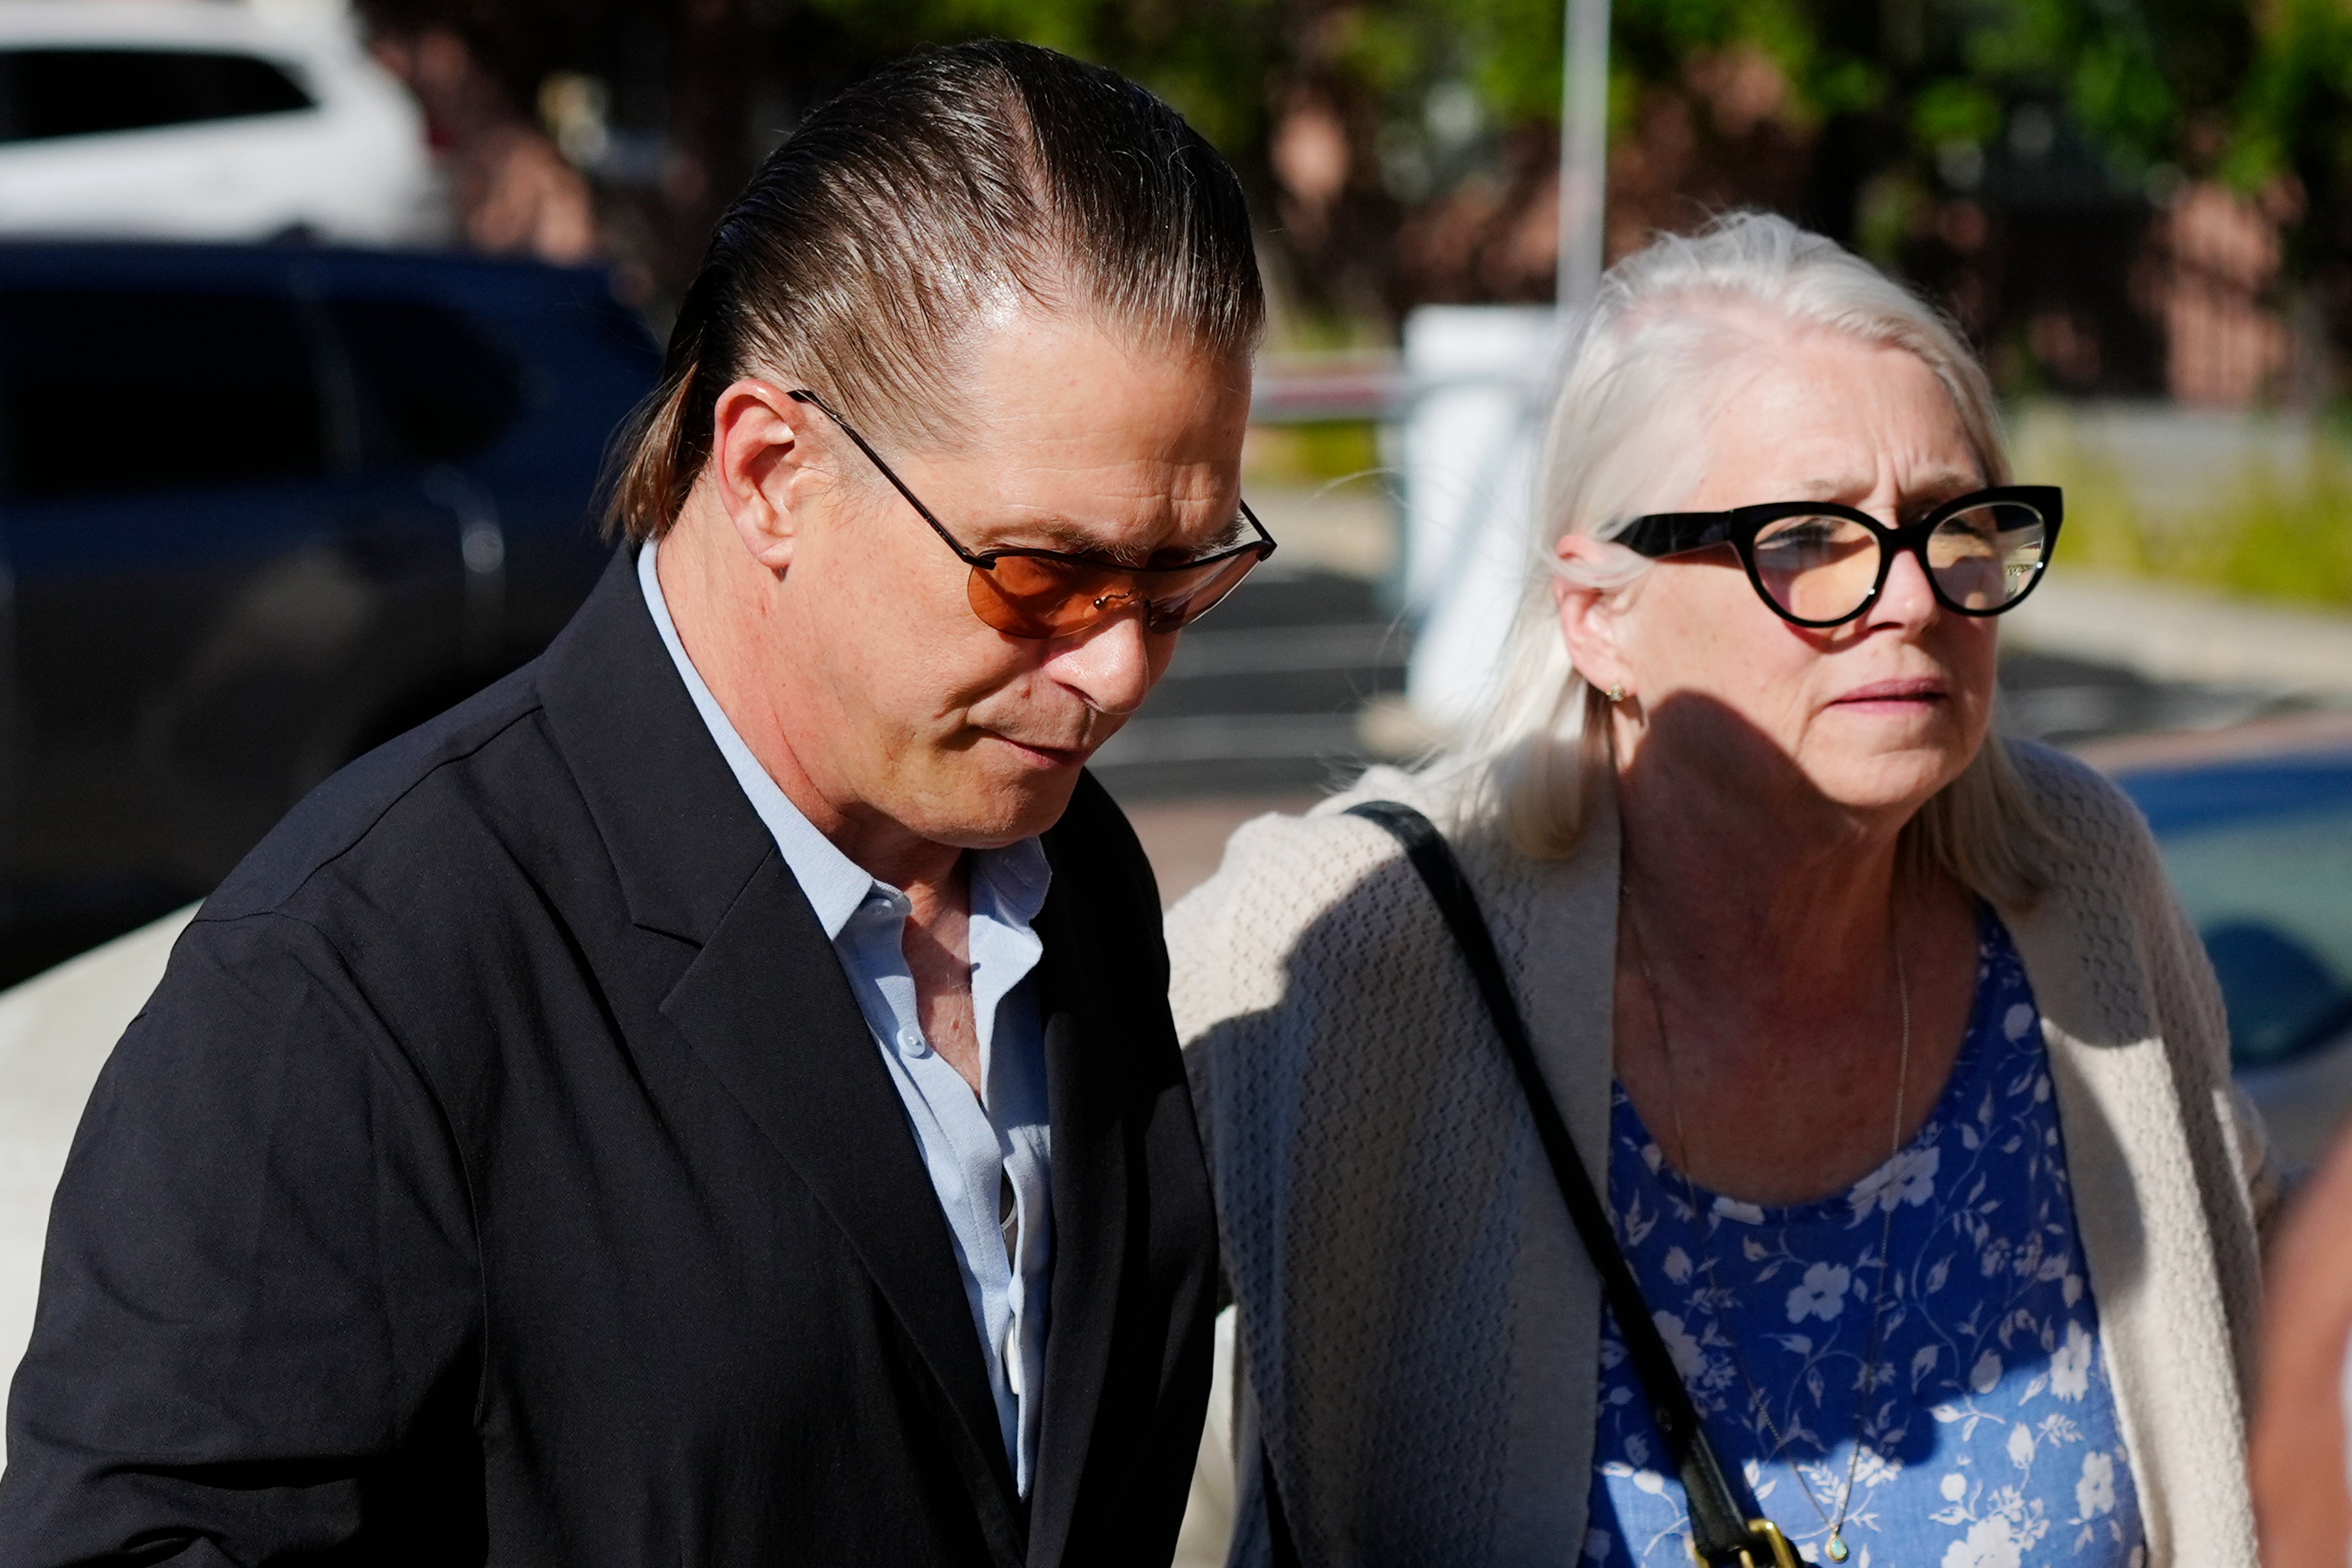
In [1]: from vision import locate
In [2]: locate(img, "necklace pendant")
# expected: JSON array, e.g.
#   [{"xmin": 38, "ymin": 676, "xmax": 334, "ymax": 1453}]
[{"xmin": 1827, "ymin": 1532, "xmax": 1850, "ymax": 1562}]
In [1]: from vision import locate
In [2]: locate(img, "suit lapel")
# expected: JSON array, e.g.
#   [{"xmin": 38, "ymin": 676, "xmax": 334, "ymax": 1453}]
[
  {"xmin": 1022, "ymin": 872, "xmax": 1131, "ymax": 1568},
  {"xmin": 541, "ymin": 549, "xmax": 1026, "ymax": 1565},
  {"xmin": 659, "ymin": 840, "xmax": 1030, "ymax": 1566}
]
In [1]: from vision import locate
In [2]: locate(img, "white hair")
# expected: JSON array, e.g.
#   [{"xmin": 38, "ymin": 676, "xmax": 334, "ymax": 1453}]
[{"xmin": 1428, "ymin": 210, "xmax": 2053, "ymax": 909}]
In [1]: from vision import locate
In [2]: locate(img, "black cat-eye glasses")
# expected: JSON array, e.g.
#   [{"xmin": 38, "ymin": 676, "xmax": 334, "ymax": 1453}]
[{"xmin": 1614, "ymin": 485, "xmax": 2063, "ymax": 629}]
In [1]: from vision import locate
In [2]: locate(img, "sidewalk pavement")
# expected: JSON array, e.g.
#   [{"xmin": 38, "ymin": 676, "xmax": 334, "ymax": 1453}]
[{"xmin": 0, "ymin": 906, "xmax": 191, "ymax": 1391}]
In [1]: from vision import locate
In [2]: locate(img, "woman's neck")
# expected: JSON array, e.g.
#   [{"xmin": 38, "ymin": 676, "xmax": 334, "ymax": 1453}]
[
  {"xmin": 1607, "ymin": 755, "xmax": 1982, "ymax": 1205},
  {"xmin": 1614, "ymin": 762, "xmax": 1912, "ymax": 1018}
]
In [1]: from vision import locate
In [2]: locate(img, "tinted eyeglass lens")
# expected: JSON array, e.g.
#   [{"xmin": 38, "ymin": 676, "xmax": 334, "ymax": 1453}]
[
  {"xmin": 1927, "ymin": 502, "xmax": 2048, "ymax": 612},
  {"xmin": 1751, "ymin": 513, "xmax": 1882, "ymax": 623},
  {"xmin": 967, "ymin": 547, "xmax": 1268, "ymax": 640},
  {"xmin": 1141, "ymin": 550, "xmax": 1262, "ymax": 633},
  {"xmin": 968, "ymin": 554, "xmax": 1124, "ymax": 638}
]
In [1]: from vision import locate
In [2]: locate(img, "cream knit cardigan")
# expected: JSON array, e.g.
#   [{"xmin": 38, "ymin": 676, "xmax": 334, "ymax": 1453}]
[{"xmin": 1169, "ymin": 741, "xmax": 2276, "ymax": 1568}]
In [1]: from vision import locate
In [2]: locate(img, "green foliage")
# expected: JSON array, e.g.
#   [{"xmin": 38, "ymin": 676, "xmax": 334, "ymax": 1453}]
[
  {"xmin": 795, "ymin": 0, "xmax": 1283, "ymax": 153},
  {"xmin": 1854, "ymin": 171, "xmax": 1922, "ymax": 268},
  {"xmin": 2026, "ymin": 417, "xmax": 2352, "ymax": 608},
  {"xmin": 2223, "ymin": 0, "xmax": 2352, "ymax": 220},
  {"xmin": 1912, "ymin": 79, "xmax": 2002, "ymax": 145},
  {"xmin": 793, "ymin": 0, "xmax": 2352, "ymax": 326},
  {"xmin": 1245, "ymin": 419, "xmax": 1385, "ymax": 483},
  {"xmin": 2215, "ymin": 472, "xmax": 2352, "ymax": 605}
]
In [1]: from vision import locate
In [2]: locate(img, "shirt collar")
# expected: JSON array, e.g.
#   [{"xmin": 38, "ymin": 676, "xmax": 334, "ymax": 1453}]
[
  {"xmin": 973, "ymin": 832, "xmax": 1052, "ymax": 932},
  {"xmin": 636, "ymin": 539, "xmax": 1050, "ymax": 939}
]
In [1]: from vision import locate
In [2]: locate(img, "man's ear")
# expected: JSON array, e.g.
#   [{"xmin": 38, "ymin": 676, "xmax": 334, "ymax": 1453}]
[
  {"xmin": 1552, "ymin": 532, "xmax": 1636, "ymax": 699},
  {"xmin": 708, "ymin": 379, "xmax": 823, "ymax": 572}
]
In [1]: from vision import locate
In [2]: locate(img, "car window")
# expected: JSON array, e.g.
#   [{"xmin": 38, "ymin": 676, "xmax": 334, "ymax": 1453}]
[
  {"xmin": 0, "ymin": 48, "xmax": 314, "ymax": 144},
  {"xmin": 0, "ymin": 288, "xmax": 325, "ymax": 499},
  {"xmin": 328, "ymin": 299, "xmax": 525, "ymax": 465},
  {"xmin": 2126, "ymin": 757, "xmax": 2352, "ymax": 1068}
]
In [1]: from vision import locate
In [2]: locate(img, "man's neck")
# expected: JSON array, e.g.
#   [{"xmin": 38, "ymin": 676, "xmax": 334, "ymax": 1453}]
[{"xmin": 655, "ymin": 520, "xmax": 964, "ymax": 895}]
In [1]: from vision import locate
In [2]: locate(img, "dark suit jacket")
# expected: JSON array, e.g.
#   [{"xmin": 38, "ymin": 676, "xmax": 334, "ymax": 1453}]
[{"xmin": 0, "ymin": 547, "xmax": 1218, "ymax": 1567}]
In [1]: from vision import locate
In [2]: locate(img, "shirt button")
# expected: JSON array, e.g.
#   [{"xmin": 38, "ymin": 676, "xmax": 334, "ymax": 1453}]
[{"xmin": 897, "ymin": 1027, "xmax": 924, "ymax": 1054}]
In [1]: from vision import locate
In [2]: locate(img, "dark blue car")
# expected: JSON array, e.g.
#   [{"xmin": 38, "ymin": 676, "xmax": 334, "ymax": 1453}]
[
  {"xmin": 2101, "ymin": 716, "xmax": 2352, "ymax": 1166},
  {"xmin": 0, "ymin": 242, "xmax": 658, "ymax": 981}
]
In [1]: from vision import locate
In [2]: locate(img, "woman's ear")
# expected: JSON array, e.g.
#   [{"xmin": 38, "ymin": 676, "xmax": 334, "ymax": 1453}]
[
  {"xmin": 707, "ymin": 379, "xmax": 823, "ymax": 572},
  {"xmin": 1552, "ymin": 532, "xmax": 1636, "ymax": 699}
]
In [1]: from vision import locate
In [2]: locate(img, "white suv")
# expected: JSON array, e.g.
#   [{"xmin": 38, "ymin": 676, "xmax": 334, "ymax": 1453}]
[{"xmin": 0, "ymin": 1, "xmax": 440, "ymax": 244}]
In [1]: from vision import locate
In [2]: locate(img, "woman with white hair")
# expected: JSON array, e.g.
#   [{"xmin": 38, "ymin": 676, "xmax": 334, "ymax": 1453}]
[{"xmin": 1172, "ymin": 213, "xmax": 2275, "ymax": 1567}]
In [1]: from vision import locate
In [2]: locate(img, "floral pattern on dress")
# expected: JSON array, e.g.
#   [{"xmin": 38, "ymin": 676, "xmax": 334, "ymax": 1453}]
[{"xmin": 1583, "ymin": 907, "xmax": 2146, "ymax": 1568}]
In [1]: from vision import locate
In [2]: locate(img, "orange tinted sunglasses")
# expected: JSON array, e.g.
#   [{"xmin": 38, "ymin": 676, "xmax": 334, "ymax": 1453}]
[{"xmin": 789, "ymin": 389, "xmax": 1277, "ymax": 640}]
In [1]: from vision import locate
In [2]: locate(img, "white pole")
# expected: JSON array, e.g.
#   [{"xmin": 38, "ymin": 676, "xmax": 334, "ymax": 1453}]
[
  {"xmin": 1556, "ymin": 0, "xmax": 1611, "ymax": 311},
  {"xmin": 1404, "ymin": 0, "xmax": 1613, "ymax": 730}
]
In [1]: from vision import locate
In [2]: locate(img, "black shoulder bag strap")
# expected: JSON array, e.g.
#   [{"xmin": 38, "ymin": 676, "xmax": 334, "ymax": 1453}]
[{"xmin": 1338, "ymin": 800, "xmax": 1797, "ymax": 1568}]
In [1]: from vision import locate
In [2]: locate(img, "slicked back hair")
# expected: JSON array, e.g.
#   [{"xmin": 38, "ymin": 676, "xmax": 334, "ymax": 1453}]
[{"xmin": 606, "ymin": 39, "xmax": 1265, "ymax": 540}]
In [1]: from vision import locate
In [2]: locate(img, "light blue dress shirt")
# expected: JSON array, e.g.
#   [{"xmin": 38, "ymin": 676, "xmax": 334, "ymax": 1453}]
[{"xmin": 637, "ymin": 540, "xmax": 1054, "ymax": 1495}]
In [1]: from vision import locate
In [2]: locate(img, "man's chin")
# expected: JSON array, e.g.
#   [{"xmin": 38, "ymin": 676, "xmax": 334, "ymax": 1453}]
[
  {"xmin": 907, "ymin": 762, "xmax": 1089, "ymax": 850},
  {"xmin": 995, "ymin": 760, "xmax": 1090, "ymax": 838}
]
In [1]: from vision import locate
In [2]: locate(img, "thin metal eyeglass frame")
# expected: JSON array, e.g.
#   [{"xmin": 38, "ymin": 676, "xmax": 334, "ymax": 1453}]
[
  {"xmin": 786, "ymin": 388, "xmax": 1277, "ymax": 634},
  {"xmin": 1612, "ymin": 484, "xmax": 2064, "ymax": 630}
]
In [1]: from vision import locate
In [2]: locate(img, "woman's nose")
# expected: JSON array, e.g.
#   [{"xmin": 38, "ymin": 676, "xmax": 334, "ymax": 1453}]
[{"xmin": 1870, "ymin": 542, "xmax": 1942, "ymax": 627}]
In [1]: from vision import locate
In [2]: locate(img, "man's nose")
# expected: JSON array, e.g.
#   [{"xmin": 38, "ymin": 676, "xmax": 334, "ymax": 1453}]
[{"xmin": 1048, "ymin": 606, "xmax": 1161, "ymax": 717}]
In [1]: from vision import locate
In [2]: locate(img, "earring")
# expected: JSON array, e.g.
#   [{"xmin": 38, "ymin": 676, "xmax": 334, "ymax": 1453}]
[{"xmin": 1604, "ymin": 683, "xmax": 1627, "ymax": 704}]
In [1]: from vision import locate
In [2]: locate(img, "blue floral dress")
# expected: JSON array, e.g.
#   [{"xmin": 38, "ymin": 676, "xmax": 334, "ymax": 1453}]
[{"xmin": 1584, "ymin": 907, "xmax": 2146, "ymax": 1568}]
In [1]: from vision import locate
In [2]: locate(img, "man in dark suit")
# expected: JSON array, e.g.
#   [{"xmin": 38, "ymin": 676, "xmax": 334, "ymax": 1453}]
[{"xmin": 0, "ymin": 41, "xmax": 1267, "ymax": 1567}]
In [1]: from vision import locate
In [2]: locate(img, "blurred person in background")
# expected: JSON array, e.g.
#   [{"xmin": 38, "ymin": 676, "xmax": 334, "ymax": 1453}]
[
  {"xmin": 370, "ymin": 25, "xmax": 599, "ymax": 262},
  {"xmin": 2251, "ymin": 1131, "xmax": 2352, "ymax": 1566},
  {"xmin": 0, "ymin": 40, "xmax": 1266, "ymax": 1568},
  {"xmin": 1173, "ymin": 214, "xmax": 2274, "ymax": 1567}
]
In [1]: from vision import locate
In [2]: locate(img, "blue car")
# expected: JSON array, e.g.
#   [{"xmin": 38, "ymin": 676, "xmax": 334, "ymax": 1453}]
[
  {"xmin": 0, "ymin": 242, "xmax": 657, "ymax": 981},
  {"xmin": 2104, "ymin": 717, "xmax": 2352, "ymax": 1167}
]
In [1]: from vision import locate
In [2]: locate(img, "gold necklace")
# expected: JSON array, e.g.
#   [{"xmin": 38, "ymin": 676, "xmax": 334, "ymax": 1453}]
[{"xmin": 1620, "ymin": 894, "xmax": 1912, "ymax": 1567}]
